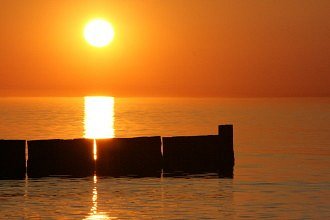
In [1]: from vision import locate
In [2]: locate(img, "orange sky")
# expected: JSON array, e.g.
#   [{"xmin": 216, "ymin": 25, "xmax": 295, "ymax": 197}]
[{"xmin": 0, "ymin": 0, "xmax": 329, "ymax": 97}]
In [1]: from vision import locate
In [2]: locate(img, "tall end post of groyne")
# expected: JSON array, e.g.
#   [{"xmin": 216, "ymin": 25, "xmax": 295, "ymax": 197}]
[{"xmin": 218, "ymin": 124, "xmax": 234, "ymax": 177}]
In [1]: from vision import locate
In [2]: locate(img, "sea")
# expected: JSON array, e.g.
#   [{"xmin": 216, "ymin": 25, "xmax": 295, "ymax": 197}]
[{"xmin": 0, "ymin": 97, "xmax": 329, "ymax": 219}]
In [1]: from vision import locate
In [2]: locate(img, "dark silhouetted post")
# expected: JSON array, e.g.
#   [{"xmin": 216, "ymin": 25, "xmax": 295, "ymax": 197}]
[
  {"xmin": 162, "ymin": 135, "xmax": 221, "ymax": 175},
  {"xmin": 96, "ymin": 137, "xmax": 162, "ymax": 177},
  {"xmin": 28, "ymin": 139, "xmax": 94, "ymax": 177},
  {"xmin": 0, "ymin": 140, "xmax": 26, "ymax": 179},
  {"xmin": 218, "ymin": 125, "xmax": 234, "ymax": 177}
]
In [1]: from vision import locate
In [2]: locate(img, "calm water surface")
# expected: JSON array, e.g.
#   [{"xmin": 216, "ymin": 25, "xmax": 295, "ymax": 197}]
[{"xmin": 0, "ymin": 97, "xmax": 329, "ymax": 219}]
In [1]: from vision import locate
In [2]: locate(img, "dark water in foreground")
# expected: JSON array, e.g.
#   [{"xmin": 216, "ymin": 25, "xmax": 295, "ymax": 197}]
[{"xmin": 0, "ymin": 97, "xmax": 329, "ymax": 219}]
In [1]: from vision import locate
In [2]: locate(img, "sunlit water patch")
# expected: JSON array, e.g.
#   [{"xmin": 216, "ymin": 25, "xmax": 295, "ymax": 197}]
[{"xmin": 84, "ymin": 96, "xmax": 115, "ymax": 139}]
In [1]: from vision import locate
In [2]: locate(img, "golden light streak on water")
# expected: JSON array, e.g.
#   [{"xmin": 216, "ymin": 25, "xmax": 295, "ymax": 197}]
[
  {"xmin": 84, "ymin": 174, "xmax": 115, "ymax": 220},
  {"xmin": 93, "ymin": 139, "xmax": 97, "ymax": 161},
  {"xmin": 91, "ymin": 174, "xmax": 97, "ymax": 216},
  {"xmin": 25, "ymin": 140, "xmax": 28, "ymax": 170}
]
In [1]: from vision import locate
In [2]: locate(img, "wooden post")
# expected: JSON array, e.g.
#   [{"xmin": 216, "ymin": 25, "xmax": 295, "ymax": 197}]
[
  {"xmin": 162, "ymin": 135, "xmax": 221, "ymax": 175},
  {"xmin": 218, "ymin": 125, "xmax": 234, "ymax": 177},
  {"xmin": 96, "ymin": 136, "xmax": 162, "ymax": 177},
  {"xmin": 0, "ymin": 140, "xmax": 26, "ymax": 179},
  {"xmin": 27, "ymin": 139, "xmax": 94, "ymax": 177}
]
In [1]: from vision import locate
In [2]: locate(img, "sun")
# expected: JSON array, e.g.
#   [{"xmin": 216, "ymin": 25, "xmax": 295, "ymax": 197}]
[{"xmin": 84, "ymin": 19, "xmax": 115, "ymax": 47}]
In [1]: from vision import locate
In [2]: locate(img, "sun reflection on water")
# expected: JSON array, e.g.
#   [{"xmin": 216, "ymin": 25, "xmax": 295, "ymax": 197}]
[
  {"xmin": 84, "ymin": 96, "xmax": 115, "ymax": 139},
  {"xmin": 84, "ymin": 174, "xmax": 116, "ymax": 220}
]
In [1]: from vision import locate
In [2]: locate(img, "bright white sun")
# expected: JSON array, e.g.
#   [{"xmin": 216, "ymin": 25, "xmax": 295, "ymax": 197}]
[{"xmin": 84, "ymin": 19, "xmax": 115, "ymax": 47}]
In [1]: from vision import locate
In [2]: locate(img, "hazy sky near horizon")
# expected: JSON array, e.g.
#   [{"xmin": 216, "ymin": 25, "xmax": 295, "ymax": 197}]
[{"xmin": 0, "ymin": 0, "xmax": 329, "ymax": 97}]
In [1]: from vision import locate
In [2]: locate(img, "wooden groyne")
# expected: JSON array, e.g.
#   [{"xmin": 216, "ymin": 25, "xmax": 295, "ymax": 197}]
[{"xmin": 0, "ymin": 125, "xmax": 234, "ymax": 179}]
